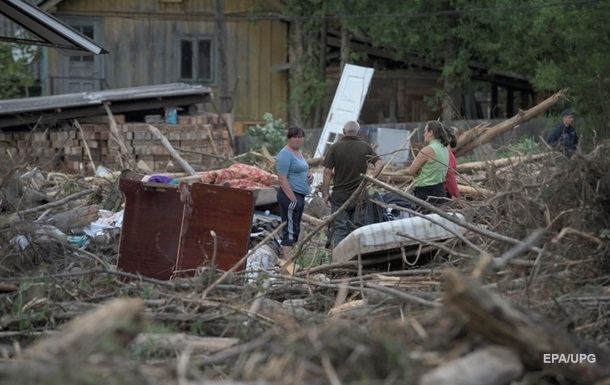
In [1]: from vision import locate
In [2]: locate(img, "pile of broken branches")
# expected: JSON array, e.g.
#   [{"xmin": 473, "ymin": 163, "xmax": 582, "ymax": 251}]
[{"xmin": 1, "ymin": 137, "xmax": 610, "ymax": 385}]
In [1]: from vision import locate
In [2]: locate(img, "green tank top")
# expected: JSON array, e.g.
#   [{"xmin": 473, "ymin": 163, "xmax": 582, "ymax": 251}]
[{"xmin": 413, "ymin": 139, "xmax": 449, "ymax": 187}]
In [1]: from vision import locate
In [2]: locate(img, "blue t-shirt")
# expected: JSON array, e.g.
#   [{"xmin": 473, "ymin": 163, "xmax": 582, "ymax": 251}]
[{"xmin": 276, "ymin": 147, "xmax": 310, "ymax": 195}]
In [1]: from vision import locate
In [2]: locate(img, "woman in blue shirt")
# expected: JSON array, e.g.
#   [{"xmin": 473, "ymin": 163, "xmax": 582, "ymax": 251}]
[{"xmin": 276, "ymin": 126, "xmax": 312, "ymax": 262}]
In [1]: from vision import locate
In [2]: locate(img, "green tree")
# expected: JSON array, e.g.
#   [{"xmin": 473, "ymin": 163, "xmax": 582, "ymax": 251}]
[
  {"xmin": 0, "ymin": 42, "xmax": 38, "ymax": 99},
  {"xmin": 282, "ymin": 0, "xmax": 329, "ymax": 128},
  {"xmin": 521, "ymin": 1, "xmax": 610, "ymax": 117},
  {"xmin": 246, "ymin": 112, "xmax": 287, "ymax": 155},
  {"xmin": 278, "ymin": 0, "xmax": 610, "ymax": 130}
]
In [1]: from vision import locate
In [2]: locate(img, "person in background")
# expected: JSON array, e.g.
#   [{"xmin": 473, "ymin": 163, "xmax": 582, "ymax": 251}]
[
  {"xmin": 406, "ymin": 120, "xmax": 449, "ymax": 207},
  {"xmin": 276, "ymin": 126, "xmax": 313, "ymax": 262},
  {"xmin": 322, "ymin": 120, "xmax": 384, "ymax": 248},
  {"xmin": 547, "ymin": 109, "xmax": 579, "ymax": 157},
  {"xmin": 443, "ymin": 125, "xmax": 460, "ymax": 199}
]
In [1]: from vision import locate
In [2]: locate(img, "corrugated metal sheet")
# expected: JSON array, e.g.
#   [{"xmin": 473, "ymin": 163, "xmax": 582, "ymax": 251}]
[
  {"xmin": 0, "ymin": 83, "xmax": 211, "ymax": 115},
  {"xmin": 0, "ymin": 0, "xmax": 107, "ymax": 55},
  {"xmin": 0, "ymin": 83, "xmax": 213, "ymax": 129}
]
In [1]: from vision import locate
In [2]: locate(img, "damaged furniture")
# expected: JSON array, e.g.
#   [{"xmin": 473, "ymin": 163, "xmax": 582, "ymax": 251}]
[
  {"xmin": 332, "ymin": 213, "xmax": 467, "ymax": 265},
  {"xmin": 116, "ymin": 172, "xmax": 258, "ymax": 280}
]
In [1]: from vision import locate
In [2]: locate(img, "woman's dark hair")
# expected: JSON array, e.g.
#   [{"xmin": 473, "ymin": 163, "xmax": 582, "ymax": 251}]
[
  {"xmin": 426, "ymin": 121, "xmax": 448, "ymax": 145},
  {"xmin": 287, "ymin": 125, "xmax": 305, "ymax": 138},
  {"xmin": 442, "ymin": 125, "xmax": 457, "ymax": 148}
]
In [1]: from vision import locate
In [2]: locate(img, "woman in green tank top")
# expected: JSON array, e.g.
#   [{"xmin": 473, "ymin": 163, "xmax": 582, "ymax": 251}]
[{"xmin": 406, "ymin": 121, "xmax": 449, "ymax": 207}]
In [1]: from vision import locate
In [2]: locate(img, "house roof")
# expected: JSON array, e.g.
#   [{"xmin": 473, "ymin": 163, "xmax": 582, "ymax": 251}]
[
  {"xmin": 0, "ymin": 83, "xmax": 213, "ymax": 129},
  {"xmin": 0, "ymin": 0, "xmax": 107, "ymax": 56}
]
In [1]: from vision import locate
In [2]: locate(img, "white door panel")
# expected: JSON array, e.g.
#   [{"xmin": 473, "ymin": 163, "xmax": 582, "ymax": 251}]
[{"xmin": 315, "ymin": 64, "xmax": 374, "ymax": 158}]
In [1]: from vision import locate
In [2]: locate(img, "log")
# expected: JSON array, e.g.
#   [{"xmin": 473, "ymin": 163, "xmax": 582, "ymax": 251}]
[
  {"xmin": 147, "ymin": 124, "xmax": 196, "ymax": 176},
  {"xmin": 42, "ymin": 204, "xmax": 102, "ymax": 233},
  {"xmin": 0, "ymin": 298, "xmax": 147, "ymax": 384},
  {"xmin": 442, "ymin": 269, "xmax": 610, "ymax": 384},
  {"xmin": 0, "ymin": 171, "xmax": 51, "ymax": 212},
  {"xmin": 131, "ymin": 333, "xmax": 238, "ymax": 355},
  {"xmin": 454, "ymin": 89, "xmax": 566, "ymax": 157},
  {"xmin": 307, "ymin": 156, "xmax": 324, "ymax": 167},
  {"xmin": 456, "ymin": 153, "xmax": 550, "ymax": 173},
  {"xmin": 17, "ymin": 189, "xmax": 96, "ymax": 216},
  {"xmin": 302, "ymin": 212, "xmax": 324, "ymax": 227},
  {"xmin": 23, "ymin": 298, "xmax": 145, "ymax": 362},
  {"xmin": 74, "ymin": 119, "xmax": 96, "ymax": 173},
  {"xmin": 420, "ymin": 345, "xmax": 523, "ymax": 385},
  {"xmin": 104, "ymin": 102, "xmax": 132, "ymax": 168},
  {"xmin": 457, "ymin": 184, "xmax": 494, "ymax": 196}
]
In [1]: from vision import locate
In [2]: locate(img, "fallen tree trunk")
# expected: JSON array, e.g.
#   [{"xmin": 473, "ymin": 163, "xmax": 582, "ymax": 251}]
[
  {"xmin": 17, "ymin": 188, "xmax": 96, "ymax": 216},
  {"xmin": 454, "ymin": 89, "xmax": 566, "ymax": 157},
  {"xmin": 43, "ymin": 203, "xmax": 102, "ymax": 233},
  {"xmin": 456, "ymin": 153, "xmax": 550, "ymax": 173},
  {"xmin": 0, "ymin": 299, "xmax": 147, "ymax": 384},
  {"xmin": 132, "ymin": 333, "xmax": 239, "ymax": 356},
  {"xmin": 148, "ymin": 124, "xmax": 197, "ymax": 176},
  {"xmin": 457, "ymin": 184, "xmax": 494, "ymax": 196},
  {"xmin": 23, "ymin": 298, "xmax": 145, "ymax": 362},
  {"xmin": 420, "ymin": 345, "xmax": 523, "ymax": 385},
  {"xmin": 442, "ymin": 269, "xmax": 610, "ymax": 384}
]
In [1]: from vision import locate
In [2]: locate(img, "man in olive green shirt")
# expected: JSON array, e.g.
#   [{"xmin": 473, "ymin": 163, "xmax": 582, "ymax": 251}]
[{"xmin": 321, "ymin": 121, "xmax": 383, "ymax": 248}]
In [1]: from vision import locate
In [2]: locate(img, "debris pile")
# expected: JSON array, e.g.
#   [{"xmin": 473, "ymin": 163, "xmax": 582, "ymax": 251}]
[{"xmin": 1, "ymin": 128, "xmax": 610, "ymax": 385}]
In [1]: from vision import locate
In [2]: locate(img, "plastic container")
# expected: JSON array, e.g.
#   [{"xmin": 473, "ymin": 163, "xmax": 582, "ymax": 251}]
[{"xmin": 165, "ymin": 107, "xmax": 178, "ymax": 124}]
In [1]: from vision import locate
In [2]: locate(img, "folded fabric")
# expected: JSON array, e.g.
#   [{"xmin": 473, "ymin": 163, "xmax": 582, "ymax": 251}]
[
  {"xmin": 147, "ymin": 175, "xmax": 179, "ymax": 184},
  {"xmin": 200, "ymin": 163, "xmax": 278, "ymax": 188}
]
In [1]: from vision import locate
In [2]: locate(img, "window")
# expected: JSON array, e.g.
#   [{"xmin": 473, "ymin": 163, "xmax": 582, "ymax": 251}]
[
  {"xmin": 179, "ymin": 37, "xmax": 214, "ymax": 83},
  {"xmin": 69, "ymin": 24, "xmax": 95, "ymax": 63}
]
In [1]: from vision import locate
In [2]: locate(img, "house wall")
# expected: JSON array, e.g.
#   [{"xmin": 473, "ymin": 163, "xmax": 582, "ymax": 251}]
[
  {"xmin": 323, "ymin": 65, "xmax": 442, "ymax": 126},
  {"xmin": 45, "ymin": 0, "xmax": 288, "ymax": 125}
]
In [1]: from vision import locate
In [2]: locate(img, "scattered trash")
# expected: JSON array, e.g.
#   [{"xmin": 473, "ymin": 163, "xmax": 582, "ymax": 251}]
[
  {"xmin": 96, "ymin": 165, "xmax": 113, "ymax": 177},
  {"xmin": 67, "ymin": 234, "xmax": 89, "ymax": 249},
  {"xmin": 245, "ymin": 244, "xmax": 278, "ymax": 282},
  {"xmin": 83, "ymin": 209, "xmax": 124, "ymax": 239}
]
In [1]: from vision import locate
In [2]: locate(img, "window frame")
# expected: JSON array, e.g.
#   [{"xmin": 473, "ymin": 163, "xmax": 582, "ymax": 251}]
[{"xmin": 177, "ymin": 35, "xmax": 215, "ymax": 84}]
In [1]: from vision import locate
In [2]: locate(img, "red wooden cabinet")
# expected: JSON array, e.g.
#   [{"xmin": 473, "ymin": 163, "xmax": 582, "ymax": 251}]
[{"xmin": 117, "ymin": 172, "xmax": 255, "ymax": 280}]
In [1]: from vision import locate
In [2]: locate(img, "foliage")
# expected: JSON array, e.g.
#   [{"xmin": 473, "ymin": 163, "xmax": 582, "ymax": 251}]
[
  {"xmin": 496, "ymin": 136, "xmax": 544, "ymax": 158},
  {"xmin": 0, "ymin": 42, "xmax": 39, "ymax": 99},
  {"xmin": 277, "ymin": 0, "xmax": 610, "ymax": 134},
  {"xmin": 282, "ymin": 0, "xmax": 329, "ymax": 126},
  {"xmin": 245, "ymin": 112, "xmax": 287, "ymax": 156},
  {"xmin": 295, "ymin": 249, "xmax": 332, "ymax": 268}
]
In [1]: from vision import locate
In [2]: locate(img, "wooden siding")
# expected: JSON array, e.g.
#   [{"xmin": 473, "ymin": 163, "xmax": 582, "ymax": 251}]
[{"xmin": 46, "ymin": 0, "xmax": 288, "ymax": 125}]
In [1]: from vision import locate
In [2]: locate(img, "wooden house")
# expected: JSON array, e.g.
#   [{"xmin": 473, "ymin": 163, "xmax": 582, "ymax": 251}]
[
  {"xmin": 324, "ymin": 32, "xmax": 536, "ymax": 124},
  {"xmin": 37, "ymin": 0, "xmax": 288, "ymax": 134},
  {"xmin": 3, "ymin": 0, "xmax": 535, "ymax": 136}
]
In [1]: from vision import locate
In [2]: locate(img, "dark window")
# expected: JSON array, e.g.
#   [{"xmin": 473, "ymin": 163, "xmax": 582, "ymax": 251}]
[
  {"xmin": 179, "ymin": 37, "xmax": 214, "ymax": 83},
  {"xmin": 69, "ymin": 24, "xmax": 94, "ymax": 63}
]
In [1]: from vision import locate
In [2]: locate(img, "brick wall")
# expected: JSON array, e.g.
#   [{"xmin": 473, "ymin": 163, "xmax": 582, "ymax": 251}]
[{"xmin": 0, "ymin": 114, "xmax": 234, "ymax": 174}]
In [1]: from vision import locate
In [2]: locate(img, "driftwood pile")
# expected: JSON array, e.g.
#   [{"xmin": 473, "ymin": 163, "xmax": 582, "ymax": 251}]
[{"xmin": 2, "ymin": 95, "xmax": 610, "ymax": 384}]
